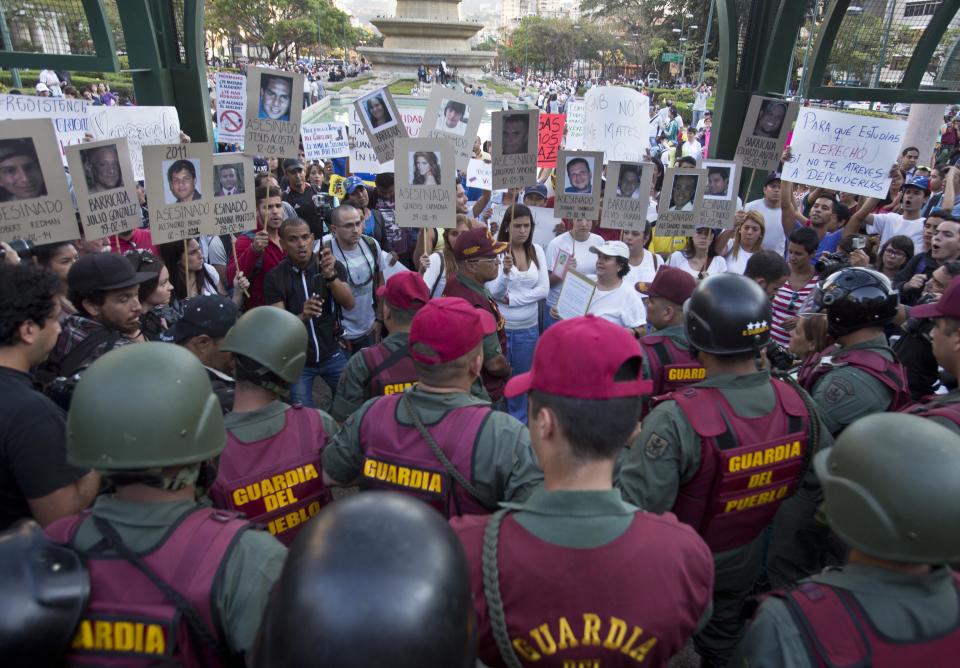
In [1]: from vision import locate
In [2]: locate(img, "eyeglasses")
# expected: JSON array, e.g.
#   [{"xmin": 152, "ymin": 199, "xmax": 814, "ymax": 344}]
[{"xmin": 883, "ymin": 247, "xmax": 907, "ymax": 257}]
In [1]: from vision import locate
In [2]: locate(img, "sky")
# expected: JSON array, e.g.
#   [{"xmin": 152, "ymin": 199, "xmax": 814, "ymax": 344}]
[{"xmin": 336, "ymin": 0, "xmax": 501, "ymax": 27}]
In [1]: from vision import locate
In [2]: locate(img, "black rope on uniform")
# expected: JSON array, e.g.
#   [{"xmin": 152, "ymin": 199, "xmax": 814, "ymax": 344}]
[{"xmin": 482, "ymin": 509, "xmax": 524, "ymax": 668}]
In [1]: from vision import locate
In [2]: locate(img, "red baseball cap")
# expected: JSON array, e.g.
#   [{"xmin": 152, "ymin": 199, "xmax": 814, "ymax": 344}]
[
  {"xmin": 408, "ymin": 297, "xmax": 496, "ymax": 365},
  {"xmin": 637, "ymin": 266, "xmax": 696, "ymax": 305},
  {"xmin": 376, "ymin": 272, "xmax": 429, "ymax": 311},
  {"xmin": 452, "ymin": 227, "xmax": 508, "ymax": 261},
  {"xmin": 505, "ymin": 315, "xmax": 652, "ymax": 399},
  {"xmin": 912, "ymin": 275, "xmax": 960, "ymax": 319}
]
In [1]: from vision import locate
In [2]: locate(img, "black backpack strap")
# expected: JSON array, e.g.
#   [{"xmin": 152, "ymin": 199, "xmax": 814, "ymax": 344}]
[
  {"xmin": 481, "ymin": 509, "xmax": 524, "ymax": 668},
  {"xmin": 57, "ymin": 328, "xmax": 119, "ymax": 378},
  {"xmin": 367, "ymin": 345, "xmax": 410, "ymax": 379},
  {"xmin": 429, "ymin": 255, "xmax": 445, "ymax": 298}
]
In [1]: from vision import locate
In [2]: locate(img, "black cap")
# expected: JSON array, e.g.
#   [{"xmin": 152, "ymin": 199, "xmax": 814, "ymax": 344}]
[
  {"xmin": 159, "ymin": 295, "xmax": 240, "ymax": 343},
  {"xmin": 68, "ymin": 253, "xmax": 155, "ymax": 293},
  {"xmin": 766, "ymin": 171, "xmax": 782, "ymax": 185},
  {"xmin": 282, "ymin": 158, "xmax": 304, "ymax": 172}
]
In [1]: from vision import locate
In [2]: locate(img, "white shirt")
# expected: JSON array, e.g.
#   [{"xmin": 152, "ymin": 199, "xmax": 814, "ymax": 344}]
[
  {"xmin": 668, "ymin": 252, "xmax": 728, "ymax": 279},
  {"xmin": 723, "ymin": 239, "xmax": 755, "ymax": 275},
  {"xmin": 422, "ymin": 251, "xmax": 448, "ymax": 298},
  {"xmin": 625, "ymin": 251, "xmax": 662, "ymax": 288},
  {"xmin": 545, "ymin": 232, "xmax": 604, "ymax": 306},
  {"xmin": 681, "ymin": 139, "xmax": 703, "ymax": 161},
  {"xmin": 868, "ymin": 212, "xmax": 925, "ymax": 253},
  {"xmin": 588, "ymin": 281, "xmax": 647, "ymax": 328},
  {"xmin": 744, "ymin": 198, "xmax": 787, "ymax": 256},
  {"xmin": 487, "ymin": 244, "xmax": 550, "ymax": 330},
  {"xmin": 320, "ymin": 235, "xmax": 381, "ymax": 338}
]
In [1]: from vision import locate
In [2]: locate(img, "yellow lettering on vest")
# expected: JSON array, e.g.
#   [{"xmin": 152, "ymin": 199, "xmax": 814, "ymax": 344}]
[
  {"xmin": 363, "ymin": 459, "xmax": 377, "ymax": 478},
  {"xmin": 271, "ymin": 474, "xmax": 286, "ymax": 491},
  {"xmin": 667, "ymin": 367, "xmax": 705, "ymax": 382},
  {"xmin": 428, "ymin": 473, "xmax": 443, "ymax": 493},
  {"xmin": 232, "ymin": 487, "xmax": 248, "ymax": 506},
  {"xmin": 304, "ymin": 464, "xmax": 318, "ymax": 481},
  {"xmin": 114, "ymin": 621, "xmax": 134, "ymax": 651},
  {"xmin": 284, "ymin": 469, "xmax": 299, "ymax": 487},
  {"xmin": 260, "ymin": 478, "xmax": 275, "ymax": 496},
  {"xmin": 386, "ymin": 464, "xmax": 398, "ymax": 483},
  {"xmin": 144, "ymin": 624, "xmax": 165, "ymax": 655},
  {"xmin": 383, "ymin": 382, "xmax": 414, "ymax": 395},
  {"xmin": 531, "ymin": 624, "xmax": 558, "ymax": 655},
  {"xmin": 619, "ymin": 626, "xmax": 643, "ymax": 656},
  {"xmin": 629, "ymin": 637, "xmax": 658, "ymax": 661},
  {"xmin": 134, "ymin": 622, "xmax": 144, "ymax": 652},
  {"xmin": 557, "ymin": 616, "xmax": 579, "ymax": 650},
  {"xmin": 94, "ymin": 620, "xmax": 112, "ymax": 650},
  {"xmin": 728, "ymin": 440, "xmax": 803, "ymax": 473},
  {"xmin": 581, "ymin": 613, "xmax": 602, "ymax": 646},
  {"xmin": 603, "ymin": 617, "xmax": 628, "ymax": 650},
  {"xmin": 513, "ymin": 637, "xmax": 542, "ymax": 661},
  {"xmin": 72, "ymin": 620, "xmax": 94, "ymax": 649},
  {"xmin": 724, "ymin": 484, "xmax": 790, "ymax": 513},
  {"xmin": 747, "ymin": 470, "xmax": 774, "ymax": 488},
  {"xmin": 396, "ymin": 466, "xmax": 410, "ymax": 487},
  {"xmin": 410, "ymin": 468, "xmax": 423, "ymax": 488}
]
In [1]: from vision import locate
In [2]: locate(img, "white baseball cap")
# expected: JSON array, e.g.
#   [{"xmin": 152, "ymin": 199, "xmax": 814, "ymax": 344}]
[{"xmin": 589, "ymin": 240, "xmax": 630, "ymax": 260}]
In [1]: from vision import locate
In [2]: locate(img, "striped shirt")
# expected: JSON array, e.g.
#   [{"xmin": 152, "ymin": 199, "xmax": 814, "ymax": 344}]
[{"xmin": 770, "ymin": 276, "xmax": 818, "ymax": 347}]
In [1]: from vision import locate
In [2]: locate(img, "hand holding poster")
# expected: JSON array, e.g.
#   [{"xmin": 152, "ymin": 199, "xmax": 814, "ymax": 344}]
[
  {"xmin": 656, "ymin": 167, "xmax": 708, "ymax": 236},
  {"xmin": 301, "ymin": 122, "xmax": 349, "ymax": 160},
  {"xmin": 784, "ymin": 107, "xmax": 907, "ymax": 198},
  {"xmin": 244, "ymin": 67, "xmax": 304, "ymax": 159},
  {"xmin": 491, "ymin": 109, "xmax": 539, "ymax": 190},
  {"xmin": 215, "ymin": 72, "xmax": 246, "ymax": 147},
  {"xmin": 143, "ymin": 143, "xmax": 214, "ymax": 243},
  {"xmin": 354, "ymin": 87, "xmax": 408, "ymax": 165},
  {"xmin": 66, "ymin": 138, "xmax": 141, "ymax": 239},
  {"xmin": 0, "ymin": 95, "xmax": 88, "ymax": 164},
  {"xmin": 211, "ymin": 154, "xmax": 257, "ymax": 236},
  {"xmin": 583, "ymin": 87, "xmax": 649, "ymax": 163},
  {"xmin": 537, "ymin": 113, "xmax": 565, "ymax": 168},
  {"xmin": 421, "ymin": 87, "xmax": 482, "ymax": 171},
  {"xmin": 394, "ymin": 137, "xmax": 457, "ymax": 229},
  {"xmin": 0, "ymin": 119, "xmax": 75, "ymax": 245},
  {"xmin": 89, "ymin": 106, "xmax": 181, "ymax": 181},
  {"xmin": 554, "ymin": 149, "xmax": 604, "ymax": 220},
  {"xmin": 734, "ymin": 96, "xmax": 798, "ymax": 171},
  {"xmin": 700, "ymin": 159, "xmax": 742, "ymax": 229},
  {"xmin": 601, "ymin": 162, "xmax": 654, "ymax": 231}
]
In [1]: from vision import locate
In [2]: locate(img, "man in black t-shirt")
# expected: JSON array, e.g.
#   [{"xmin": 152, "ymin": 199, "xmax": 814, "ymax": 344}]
[
  {"xmin": 264, "ymin": 217, "xmax": 356, "ymax": 407},
  {"xmin": 282, "ymin": 158, "xmax": 330, "ymax": 239},
  {"xmin": 0, "ymin": 263, "xmax": 98, "ymax": 529}
]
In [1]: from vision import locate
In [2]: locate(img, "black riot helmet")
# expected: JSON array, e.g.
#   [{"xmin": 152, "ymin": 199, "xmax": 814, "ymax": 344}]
[
  {"xmin": 684, "ymin": 273, "xmax": 772, "ymax": 355},
  {"xmin": 0, "ymin": 521, "xmax": 89, "ymax": 667},
  {"xmin": 252, "ymin": 492, "xmax": 476, "ymax": 668},
  {"xmin": 807, "ymin": 267, "xmax": 898, "ymax": 338}
]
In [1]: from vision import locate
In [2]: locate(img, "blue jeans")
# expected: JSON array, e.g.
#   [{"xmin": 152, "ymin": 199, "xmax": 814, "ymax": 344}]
[
  {"xmin": 542, "ymin": 301, "xmax": 560, "ymax": 331},
  {"xmin": 290, "ymin": 350, "xmax": 347, "ymax": 407},
  {"xmin": 505, "ymin": 325, "xmax": 539, "ymax": 424}
]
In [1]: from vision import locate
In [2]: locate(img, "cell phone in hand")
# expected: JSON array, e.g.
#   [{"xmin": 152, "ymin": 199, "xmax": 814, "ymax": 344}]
[{"xmin": 311, "ymin": 273, "xmax": 327, "ymax": 301}]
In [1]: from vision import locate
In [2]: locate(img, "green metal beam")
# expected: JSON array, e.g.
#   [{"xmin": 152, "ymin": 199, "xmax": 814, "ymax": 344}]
[
  {"xmin": 804, "ymin": 0, "xmax": 850, "ymax": 98},
  {"xmin": 0, "ymin": 0, "xmax": 118, "ymax": 71},
  {"xmin": 711, "ymin": 0, "xmax": 754, "ymax": 162},
  {"xmin": 900, "ymin": 0, "xmax": 960, "ymax": 90},
  {"xmin": 168, "ymin": 0, "xmax": 212, "ymax": 142},
  {"xmin": 757, "ymin": 0, "xmax": 807, "ymax": 94}
]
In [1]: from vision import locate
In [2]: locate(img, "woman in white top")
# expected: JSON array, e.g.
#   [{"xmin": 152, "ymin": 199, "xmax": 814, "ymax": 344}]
[
  {"xmin": 158, "ymin": 238, "xmax": 243, "ymax": 310},
  {"xmin": 487, "ymin": 205, "xmax": 550, "ymax": 423},
  {"xmin": 623, "ymin": 221, "xmax": 663, "ymax": 289},
  {"xmin": 419, "ymin": 215, "xmax": 479, "ymax": 298},
  {"xmin": 669, "ymin": 227, "xmax": 727, "ymax": 279},
  {"xmin": 585, "ymin": 240, "xmax": 647, "ymax": 334},
  {"xmin": 717, "ymin": 210, "xmax": 766, "ymax": 275},
  {"xmin": 544, "ymin": 218, "xmax": 604, "ymax": 329}
]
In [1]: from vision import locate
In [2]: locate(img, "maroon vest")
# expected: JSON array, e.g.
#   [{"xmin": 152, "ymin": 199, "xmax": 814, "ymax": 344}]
[
  {"xmin": 45, "ymin": 507, "xmax": 247, "ymax": 667},
  {"xmin": 210, "ymin": 405, "xmax": 332, "ymax": 545},
  {"xmin": 670, "ymin": 380, "xmax": 810, "ymax": 553},
  {"xmin": 639, "ymin": 334, "xmax": 704, "ymax": 416},
  {"xmin": 360, "ymin": 340, "xmax": 416, "ymax": 397},
  {"xmin": 358, "ymin": 394, "xmax": 492, "ymax": 516},
  {"xmin": 771, "ymin": 577, "xmax": 960, "ymax": 667},
  {"xmin": 474, "ymin": 512, "xmax": 711, "ymax": 667},
  {"xmin": 901, "ymin": 394, "xmax": 960, "ymax": 428},
  {"xmin": 443, "ymin": 276, "xmax": 508, "ymax": 402},
  {"xmin": 798, "ymin": 345, "xmax": 912, "ymax": 411}
]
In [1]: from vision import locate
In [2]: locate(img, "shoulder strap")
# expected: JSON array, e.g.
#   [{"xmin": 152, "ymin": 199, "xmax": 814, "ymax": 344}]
[
  {"xmin": 672, "ymin": 387, "xmax": 727, "ymax": 437},
  {"xmin": 778, "ymin": 582, "xmax": 871, "ymax": 667},
  {"xmin": 481, "ymin": 509, "xmax": 525, "ymax": 668},
  {"xmin": 57, "ymin": 327, "xmax": 119, "ymax": 377},
  {"xmin": 367, "ymin": 344, "xmax": 410, "ymax": 380},
  {"xmin": 400, "ymin": 392, "xmax": 495, "ymax": 511},
  {"xmin": 429, "ymin": 255, "xmax": 445, "ymax": 297},
  {"xmin": 361, "ymin": 234, "xmax": 380, "ymax": 273},
  {"xmin": 773, "ymin": 372, "xmax": 822, "ymax": 483}
]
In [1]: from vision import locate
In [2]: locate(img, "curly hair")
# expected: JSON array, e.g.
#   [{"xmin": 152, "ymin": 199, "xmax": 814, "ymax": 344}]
[{"xmin": 0, "ymin": 262, "xmax": 61, "ymax": 346}]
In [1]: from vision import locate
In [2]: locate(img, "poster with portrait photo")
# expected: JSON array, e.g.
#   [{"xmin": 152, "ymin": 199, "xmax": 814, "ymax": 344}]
[
  {"xmin": 66, "ymin": 137, "xmax": 140, "ymax": 240},
  {"xmin": 354, "ymin": 87, "xmax": 408, "ymax": 165},
  {"xmin": 554, "ymin": 149, "xmax": 603, "ymax": 220},
  {"xmin": 491, "ymin": 109, "xmax": 539, "ymax": 190},
  {"xmin": 244, "ymin": 66, "xmax": 304, "ymax": 159},
  {"xmin": 601, "ymin": 161, "xmax": 654, "ymax": 231},
  {"xmin": 0, "ymin": 118, "xmax": 74, "ymax": 245},
  {"xmin": 143, "ymin": 142, "xmax": 214, "ymax": 243},
  {"xmin": 422, "ymin": 87, "xmax": 482, "ymax": 172},
  {"xmin": 394, "ymin": 137, "xmax": 456, "ymax": 229},
  {"xmin": 734, "ymin": 96, "xmax": 798, "ymax": 171},
  {"xmin": 211, "ymin": 154, "xmax": 256, "ymax": 236},
  {"xmin": 656, "ymin": 167, "xmax": 708, "ymax": 236},
  {"xmin": 700, "ymin": 159, "xmax": 742, "ymax": 230}
]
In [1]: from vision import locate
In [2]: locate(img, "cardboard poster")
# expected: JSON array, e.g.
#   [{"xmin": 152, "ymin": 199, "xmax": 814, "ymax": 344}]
[
  {"xmin": 656, "ymin": 167, "xmax": 708, "ymax": 236},
  {"xmin": 0, "ymin": 119, "xmax": 76, "ymax": 245},
  {"xmin": 211, "ymin": 154, "xmax": 257, "ymax": 236},
  {"xmin": 466, "ymin": 158, "xmax": 492, "ymax": 191},
  {"xmin": 66, "ymin": 137, "xmax": 140, "ymax": 239},
  {"xmin": 301, "ymin": 122, "xmax": 349, "ymax": 160},
  {"xmin": 0, "ymin": 95, "xmax": 88, "ymax": 165},
  {"xmin": 564, "ymin": 100, "xmax": 585, "ymax": 150},
  {"xmin": 354, "ymin": 87, "xmax": 408, "ymax": 165},
  {"xmin": 537, "ymin": 113, "xmax": 565, "ymax": 168},
  {"xmin": 583, "ymin": 86, "xmax": 649, "ymax": 163},
  {"xmin": 349, "ymin": 104, "xmax": 422, "ymax": 172},
  {"xmin": 601, "ymin": 161, "xmax": 654, "ymax": 231},
  {"xmin": 785, "ymin": 107, "xmax": 907, "ymax": 198},
  {"xmin": 421, "ymin": 87, "xmax": 483, "ymax": 171},
  {"xmin": 394, "ymin": 137, "xmax": 456, "ymax": 229},
  {"xmin": 214, "ymin": 72, "xmax": 246, "ymax": 147},
  {"xmin": 244, "ymin": 66, "xmax": 304, "ymax": 159},
  {"xmin": 700, "ymin": 159, "xmax": 742, "ymax": 229},
  {"xmin": 89, "ymin": 106, "xmax": 181, "ymax": 181},
  {"xmin": 554, "ymin": 149, "xmax": 604, "ymax": 220},
  {"xmin": 491, "ymin": 109, "xmax": 539, "ymax": 190},
  {"xmin": 143, "ymin": 143, "xmax": 214, "ymax": 243},
  {"xmin": 556, "ymin": 270, "xmax": 597, "ymax": 320},
  {"xmin": 734, "ymin": 96, "xmax": 798, "ymax": 171}
]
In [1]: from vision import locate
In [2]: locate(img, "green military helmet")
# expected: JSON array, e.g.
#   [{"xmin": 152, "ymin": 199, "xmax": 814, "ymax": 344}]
[
  {"xmin": 814, "ymin": 413, "xmax": 960, "ymax": 564},
  {"xmin": 67, "ymin": 343, "xmax": 225, "ymax": 469},
  {"xmin": 219, "ymin": 306, "xmax": 307, "ymax": 383}
]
